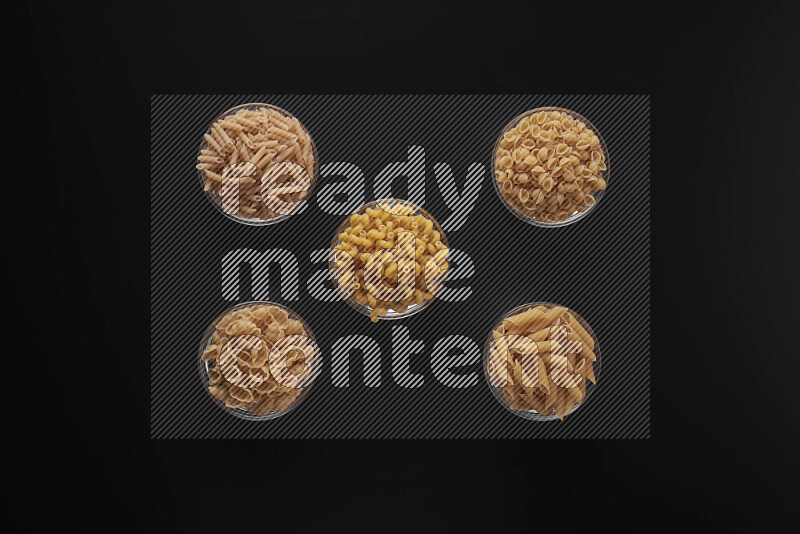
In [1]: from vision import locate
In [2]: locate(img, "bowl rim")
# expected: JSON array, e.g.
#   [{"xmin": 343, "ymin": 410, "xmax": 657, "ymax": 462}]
[
  {"xmin": 196, "ymin": 102, "xmax": 319, "ymax": 227},
  {"xmin": 490, "ymin": 106, "xmax": 611, "ymax": 228},
  {"xmin": 327, "ymin": 198, "xmax": 451, "ymax": 321},
  {"xmin": 196, "ymin": 300, "xmax": 320, "ymax": 421},
  {"xmin": 481, "ymin": 301, "xmax": 601, "ymax": 421}
]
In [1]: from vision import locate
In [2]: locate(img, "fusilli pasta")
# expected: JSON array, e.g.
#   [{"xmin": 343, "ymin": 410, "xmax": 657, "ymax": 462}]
[{"xmin": 331, "ymin": 200, "xmax": 449, "ymax": 322}]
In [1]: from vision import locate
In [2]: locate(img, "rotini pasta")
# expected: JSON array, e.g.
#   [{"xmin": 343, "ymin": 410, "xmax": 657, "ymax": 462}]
[
  {"xmin": 198, "ymin": 302, "xmax": 319, "ymax": 418},
  {"xmin": 485, "ymin": 303, "xmax": 600, "ymax": 420},
  {"xmin": 330, "ymin": 200, "xmax": 450, "ymax": 322},
  {"xmin": 197, "ymin": 104, "xmax": 317, "ymax": 223},
  {"xmin": 494, "ymin": 108, "xmax": 608, "ymax": 225}
]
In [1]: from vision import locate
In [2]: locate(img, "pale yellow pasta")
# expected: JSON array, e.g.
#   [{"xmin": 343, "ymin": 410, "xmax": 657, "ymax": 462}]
[
  {"xmin": 495, "ymin": 109, "xmax": 607, "ymax": 222},
  {"xmin": 333, "ymin": 202, "xmax": 449, "ymax": 322},
  {"xmin": 198, "ymin": 105, "xmax": 316, "ymax": 221}
]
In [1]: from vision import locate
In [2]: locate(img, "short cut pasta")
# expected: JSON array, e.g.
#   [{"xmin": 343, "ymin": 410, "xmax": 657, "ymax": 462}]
[
  {"xmin": 330, "ymin": 200, "xmax": 450, "ymax": 322},
  {"xmin": 485, "ymin": 303, "xmax": 600, "ymax": 420},
  {"xmin": 199, "ymin": 303, "xmax": 319, "ymax": 417},
  {"xmin": 494, "ymin": 108, "xmax": 608, "ymax": 224},
  {"xmin": 197, "ymin": 104, "xmax": 317, "ymax": 222}
]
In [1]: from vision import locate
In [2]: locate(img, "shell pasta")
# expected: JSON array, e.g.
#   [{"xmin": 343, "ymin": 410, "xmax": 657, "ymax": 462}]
[
  {"xmin": 199, "ymin": 303, "xmax": 319, "ymax": 417},
  {"xmin": 494, "ymin": 108, "xmax": 608, "ymax": 224}
]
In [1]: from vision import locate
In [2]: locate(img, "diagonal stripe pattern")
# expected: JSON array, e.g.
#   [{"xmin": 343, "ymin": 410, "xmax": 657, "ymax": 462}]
[{"xmin": 151, "ymin": 94, "xmax": 650, "ymax": 439}]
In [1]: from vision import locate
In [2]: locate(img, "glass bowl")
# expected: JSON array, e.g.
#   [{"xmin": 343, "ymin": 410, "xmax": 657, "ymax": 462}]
[
  {"xmin": 491, "ymin": 107, "xmax": 610, "ymax": 228},
  {"xmin": 328, "ymin": 198, "xmax": 450, "ymax": 321},
  {"xmin": 196, "ymin": 102, "xmax": 318, "ymax": 226},
  {"xmin": 197, "ymin": 301, "xmax": 320, "ymax": 420},
  {"xmin": 482, "ymin": 302, "xmax": 601, "ymax": 421}
]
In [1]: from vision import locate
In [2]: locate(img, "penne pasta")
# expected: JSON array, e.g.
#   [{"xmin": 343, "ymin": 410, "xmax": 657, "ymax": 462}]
[
  {"xmin": 197, "ymin": 105, "xmax": 316, "ymax": 222},
  {"xmin": 488, "ymin": 304, "xmax": 599, "ymax": 420}
]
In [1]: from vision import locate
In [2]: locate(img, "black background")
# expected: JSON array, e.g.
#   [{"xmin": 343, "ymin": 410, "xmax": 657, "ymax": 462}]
[{"xmin": 14, "ymin": 1, "xmax": 799, "ymax": 531}]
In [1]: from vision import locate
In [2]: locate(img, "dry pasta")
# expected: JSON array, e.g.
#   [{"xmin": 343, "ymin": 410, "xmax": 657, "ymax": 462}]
[
  {"xmin": 197, "ymin": 105, "xmax": 316, "ymax": 221},
  {"xmin": 494, "ymin": 109, "xmax": 607, "ymax": 223},
  {"xmin": 200, "ymin": 304, "xmax": 317, "ymax": 416},
  {"xmin": 487, "ymin": 304, "xmax": 599, "ymax": 420},
  {"xmin": 331, "ymin": 201, "xmax": 449, "ymax": 322}
]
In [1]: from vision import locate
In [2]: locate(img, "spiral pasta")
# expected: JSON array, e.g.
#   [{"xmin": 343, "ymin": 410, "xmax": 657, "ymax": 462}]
[
  {"xmin": 494, "ymin": 110, "xmax": 607, "ymax": 223},
  {"xmin": 332, "ymin": 201, "xmax": 449, "ymax": 322}
]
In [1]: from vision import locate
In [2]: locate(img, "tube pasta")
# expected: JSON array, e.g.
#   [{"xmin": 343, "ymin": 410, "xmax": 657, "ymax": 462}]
[
  {"xmin": 197, "ymin": 105, "xmax": 316, "ymax": 221},
  {"xmin": 495, "ymin": 109, "xmax": 607, "ymax": 223},
  {"xmin": 488, "ymin": 304, "xmax": 599, "ymax": 420}
]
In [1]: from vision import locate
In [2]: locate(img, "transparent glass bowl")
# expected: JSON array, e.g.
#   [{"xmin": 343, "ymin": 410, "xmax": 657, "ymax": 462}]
[
  {"xmin": 197, "ymin": 301, "xmax": 320, "ymax": 420},
  {"xmin": 328, "ymin": 198, "xmax": 450, "ymax": 321},
  {"xmin": 482, "ymin": 302, "xmax": 601, "ymax": 421},
  {"xmin": 491, "ymin": 107, "xmax": 610, "ymax": 228},
  {"xmin": 196, "ymin": 102, "xmax": 318, "ymax": 226}
]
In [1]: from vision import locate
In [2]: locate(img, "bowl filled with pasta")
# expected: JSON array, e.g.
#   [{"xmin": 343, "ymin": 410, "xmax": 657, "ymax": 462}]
[
  {"xmin": 197, "ymin": 301, "xmax": 321, "ymax": 420},
  {"xmin": 196, "ymin": 103, "xmax": 318, "ymax": 226},
  {"xmin": 328, "ymin": 199, "xmax": 451, "ymax": 322},
  {"xmin": 492, "ymin": 107, "xmax": 610, "ymax": 227},
  {"xmin": 483, "ymin": 302, "xmax": 601, "ymax": 421}
]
